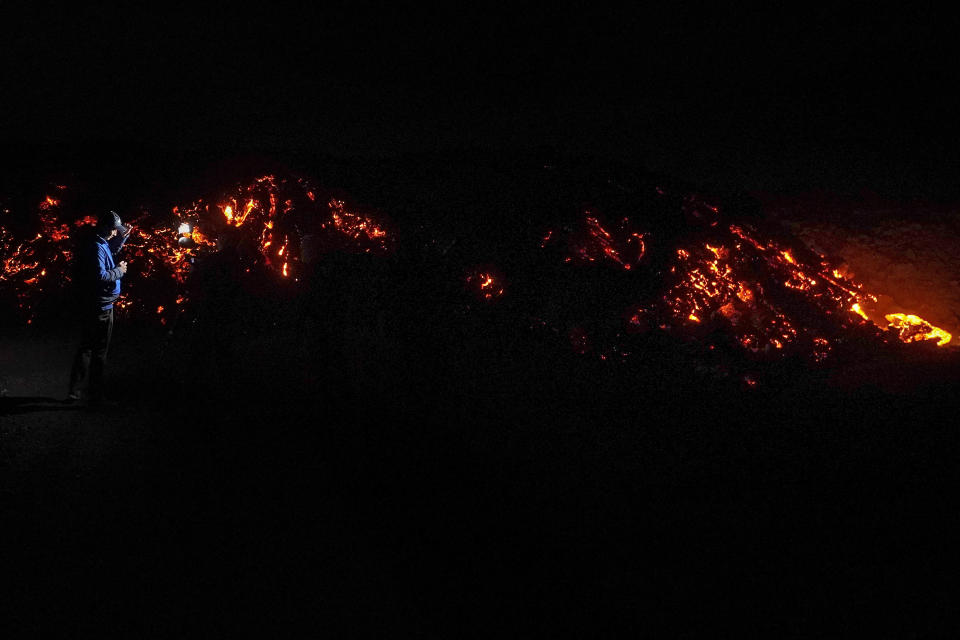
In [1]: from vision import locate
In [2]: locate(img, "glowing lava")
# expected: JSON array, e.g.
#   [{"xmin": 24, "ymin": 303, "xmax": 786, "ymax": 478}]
[
  {"xmin": 466, "ymin": 269, "xmax": 505, "ymax": 302},
  {"xmin": 547, "ymin": 206, "xmax": 955, "ymax": 366},
  {"xmin": 884, "ymin": 313, "xmax": 952, "ymax": 346},
  {"xmin": 0, "ymin": 175, "xmax": 953, "ymax": 370},
  {"xmin": 0, "ymin": 175, "xmax": 392, "ymax": 323},
  {"xmin": 558, "ymin": 212, "xmax": 646, "ymax": 270}
]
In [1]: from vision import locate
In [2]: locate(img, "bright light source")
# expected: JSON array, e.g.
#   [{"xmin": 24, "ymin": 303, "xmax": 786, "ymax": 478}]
[{"xmin": 178, "ymin": 222, "xmax": 192, "ymax": 234}]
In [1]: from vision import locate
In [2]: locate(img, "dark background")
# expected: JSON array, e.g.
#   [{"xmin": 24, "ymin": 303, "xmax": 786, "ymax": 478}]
[
  {"xmin": 3, "ymin": 5, "xmax": 960, "ymax": 198},
  {"xmin": 4, "ymin": 5, "xmax": 960, "ymax": 636}
]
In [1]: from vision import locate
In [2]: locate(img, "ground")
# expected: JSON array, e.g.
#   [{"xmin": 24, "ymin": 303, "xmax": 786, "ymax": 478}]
[{"xmin": 3, "ymin": 296, "xmax": 960, "ymax": 634}]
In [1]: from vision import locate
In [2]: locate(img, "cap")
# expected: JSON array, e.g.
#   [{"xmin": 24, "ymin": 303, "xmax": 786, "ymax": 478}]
[{"xmin": 96, "ymin": 211, "xmax": 125, "ymax": 234}]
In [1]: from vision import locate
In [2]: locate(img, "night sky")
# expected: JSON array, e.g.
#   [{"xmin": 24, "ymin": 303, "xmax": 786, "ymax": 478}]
[{"xmin": 4, "ymin": 5, "xmax": 960, "ymax": 196}]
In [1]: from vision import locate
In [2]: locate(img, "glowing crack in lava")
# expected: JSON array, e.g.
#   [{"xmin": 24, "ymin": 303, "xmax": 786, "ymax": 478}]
[{"xmin": 562, "ymin": 212, "xmax": 647, "ymax": 270}]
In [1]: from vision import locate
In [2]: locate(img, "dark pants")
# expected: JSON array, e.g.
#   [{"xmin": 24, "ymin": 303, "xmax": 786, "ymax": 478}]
[{"xmin": 69, "ymin": 307, "xmax": 114, "ymax": 399}]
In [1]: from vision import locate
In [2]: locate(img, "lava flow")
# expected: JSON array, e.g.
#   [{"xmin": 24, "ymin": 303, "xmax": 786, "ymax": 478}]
[
  {"xmin": 0, "ymin": 174, "xmax": 952, "ymax": 383},
  {"xmin": 1, "ymin": 189, "xmax": 97, "ymax": 323},
  {"xmin": 884, "ymin": 313, "xmax": 952, "ymax": 346},
  {"xmin": 534, "ymin": 192, "xmax": 951, "ymax": 370},
  {"xmin": 0, "ymin": 175, "xmax": 392, "ymax": 324},
  {"xmin": 660, "ymin": 218, "xmax": 953, "ymax": 354}
]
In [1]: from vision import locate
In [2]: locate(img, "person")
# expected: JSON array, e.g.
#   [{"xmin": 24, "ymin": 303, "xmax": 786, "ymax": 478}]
[{"xmin": 66, "ymin": 211, "xmax": 131, "ymax": 405}]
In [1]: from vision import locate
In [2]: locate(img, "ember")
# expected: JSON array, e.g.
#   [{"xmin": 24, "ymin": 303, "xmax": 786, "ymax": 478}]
[{"xmin": 466, "ymin": 269, "xmax": 505, "ymax": 302}]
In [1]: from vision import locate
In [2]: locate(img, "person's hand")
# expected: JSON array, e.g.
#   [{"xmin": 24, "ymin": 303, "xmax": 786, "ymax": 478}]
[{"xmin": 118, "ymin": 260, "xmax": 128, "ymax": 275}]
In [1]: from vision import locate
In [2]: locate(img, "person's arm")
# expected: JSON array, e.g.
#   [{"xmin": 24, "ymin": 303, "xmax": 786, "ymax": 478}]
[
  {"xmin": 108, "ymin": 225, "xmax": 131, "ymax": 254},
  {"xmin": 97, "ymin": 245, "xmax": 125, "ymax": 282},
  {"xmin": 108, "ymin": 235, "xmax": 126, "ymax": 254}
]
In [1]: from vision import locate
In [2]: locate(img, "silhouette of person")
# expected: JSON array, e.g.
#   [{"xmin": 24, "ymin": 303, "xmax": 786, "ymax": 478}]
[{"xmin": 66, "ymin": 211, "xmax": 131, "ymax": 405}]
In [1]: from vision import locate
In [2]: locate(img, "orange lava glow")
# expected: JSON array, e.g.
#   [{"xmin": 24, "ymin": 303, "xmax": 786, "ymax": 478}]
[
  {"xmin": 560, "ymin": 212, "xmax": 646, "ymax": 270},
  {"xmin": 0, "ymin": 174, "xmax": 392, "ymax": 323},
  {"xmin": 325, "ymin": 199, "xmax": 389, "ymax": 245},
  {"xmin": 664, "ymin": 220, "xmax": 956, "ymax": 352},
  {"xmin": 466, "ymin": 269, "xmax": 505, "ymax": 302},
  {"xmin": 3, "ymin": 176, "xmax": 955, "ymax": 367},
  {"xmin": 661, "ymin": 226, "xmax": 859, "ymax": 356},
  {"xmin": 541, "ymin": 207, "xmax": 958, "ymax": 364},
  {"xmin": 38, "ymin": 196, "xmax": 60, "ymax": 210},
  {"xmin": 884, "ymin": 313, "xmax": 952, "ymax": 346}
]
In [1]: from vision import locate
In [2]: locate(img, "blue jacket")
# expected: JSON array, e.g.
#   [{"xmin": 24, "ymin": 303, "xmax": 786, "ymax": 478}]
[{"xmin": 79, "ymin": 233, "xmax": 126, "ymax": 310}]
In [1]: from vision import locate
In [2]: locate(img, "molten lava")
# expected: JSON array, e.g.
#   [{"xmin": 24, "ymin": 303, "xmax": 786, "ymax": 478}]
[
  {"xmin": 538, "ymin": 202, "xmax": 953, "ymax": 369},
  {"xmin": 0, "ymin": 175, "xmax": 392, "ymax": 323},
  {"xmin": 0, "ymin": 174, "xmax": 951, "ymax": 380},
  {"xmin": 884, "ymin": 313, "xmax": 952, "ymax": 346}
]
